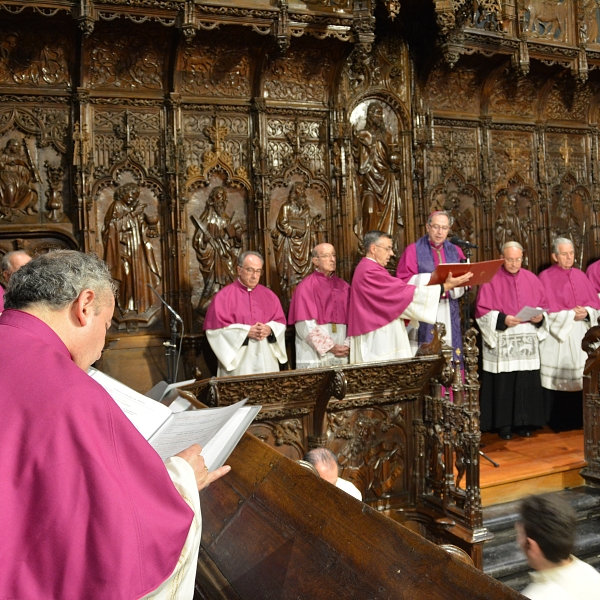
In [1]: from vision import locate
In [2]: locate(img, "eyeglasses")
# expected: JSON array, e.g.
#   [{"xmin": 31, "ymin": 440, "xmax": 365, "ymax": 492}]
[
  {"xmin": 375, "ymin": 245, "xmax": 394, "ymax": 253},
  {"xmin": 429, "ymin": 225, "xmax": 450, "ymax": 232},
  {"xmin": 504, "ymin": 258, "xmax": 523, "ymax": 264},
  {"xmin": 241, "ymin": 268, "xmax": 262, "ymax": 275},
  {"xmin": 316, "ymin": 254, "xmax": 336, "ymax": 260}
]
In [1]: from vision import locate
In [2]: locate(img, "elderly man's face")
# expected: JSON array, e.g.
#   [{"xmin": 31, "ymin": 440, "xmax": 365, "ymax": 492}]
[
  {"xmin": 502, "ymin": 246, "xmax": 523, "ymax": 275},
  {"xmin": 75, "ymin": 292, "xmax": 115, "ymax": 371},
  {"xmin": 312, "ymin": 243, "xmax": 337, "ymax": 276},
  {"xmin": 553, "ymin": 243, "xmax": 575, "ymax": 270},
  {"xmin": 370, "ymin": 237, "xmax": 394, "ymax": 267},
  {"xmin": 237, "ymin": 254, "xmax": 263, "ymax": 290},
  {"xmin": 426, "ymin": 214, "xmax": 451, "ymax": 246}
]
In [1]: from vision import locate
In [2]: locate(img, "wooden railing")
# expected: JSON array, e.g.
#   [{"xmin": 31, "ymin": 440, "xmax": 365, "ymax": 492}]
[{"xmin": 184, "ymin": 324, "xmax": 491, "ymax": 567}]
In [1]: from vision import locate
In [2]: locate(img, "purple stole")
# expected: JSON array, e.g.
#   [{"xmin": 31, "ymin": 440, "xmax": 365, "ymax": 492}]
[{"xmin": 415, "ymin": 235, "xmax": 463, "ymax": 364}]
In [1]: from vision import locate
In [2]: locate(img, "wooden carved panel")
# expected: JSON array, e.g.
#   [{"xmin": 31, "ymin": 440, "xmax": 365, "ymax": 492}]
[
  {"xmin": 524, "ymin": 0, "xmax": 572, "ymax": 44},
  {"xmin": 485, "ymin": 69, "xmax": 540, "ymax": 118},
  {"xmin": 545, "ymin": 132, "xmax": 588, "ymax": 184},
  {"xmin": 426, "ymin": 66, "xmax": 480, "ymax": 114},
  {"xmin": 328, "ymin": 404, "xmax": 410, "ymax": 502},
  {"xmin": 489, "ymin": 130, "xmax": 535, "ymax": 185},
  {"xmin": 493, "ymin": 176, "xmax": 538, "ymax": 265},
  {"xmin": 179, "ymin": 31, "xmax": 253, "ymax": 99},
  {"xmin": 263, "ymin": 42, "xmax": 333, "ymax": 105},
  {"xmin": 0, "ymin": 25, "xmax": 71, "ymax": 89},
  {"xmin": 84, "ymin": 23, "xmax": 167, "ymax": 92},
  {"xmin": 428, "ymin": 127, "xmax": 479, "ymax": 189},
  {"xmin": 92, "ymin": 109, "xmax": 162, "ymax": 179}
]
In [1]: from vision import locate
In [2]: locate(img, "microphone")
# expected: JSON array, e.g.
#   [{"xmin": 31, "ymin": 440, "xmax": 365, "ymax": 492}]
[
  {"xmin": 450, "ymin": 236, "xmax": 478, "ymax": 249},
  {"xmin": 147, "ymin": 285, "xmax": 184, "ymax": 323}
]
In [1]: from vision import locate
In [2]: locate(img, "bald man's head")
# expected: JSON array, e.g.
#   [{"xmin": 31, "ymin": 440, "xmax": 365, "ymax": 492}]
[{"xmin": 311, "ymin": 243, "xmax": 337, "ymax": 276}]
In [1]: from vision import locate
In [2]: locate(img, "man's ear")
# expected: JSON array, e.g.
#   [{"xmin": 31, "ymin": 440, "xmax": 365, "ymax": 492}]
[{"xmin": 73, "ymin": 289, "xmax": 96, "ymax": 326}]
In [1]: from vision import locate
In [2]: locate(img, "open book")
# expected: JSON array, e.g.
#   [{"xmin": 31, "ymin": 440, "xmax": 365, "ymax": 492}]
[{"xmin": 88, "ymin": 368, "xmax": 261, "ymax": 470}]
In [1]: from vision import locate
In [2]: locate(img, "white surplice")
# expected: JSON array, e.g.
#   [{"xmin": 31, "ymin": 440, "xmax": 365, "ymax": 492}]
[
  {"xmin": 477, "ymin": 310, "xmax": 547, "ymax": 374},
  {"xmin": 295, "ymin": 320, "xmax": 349, "ymax": 369},
  {"xmin": 350, "ymin": 284, "xmax": 441, "ymax": 364},
  {"xmin": 143, "ymin": 456, "xmax": 201, "ymax": 599},
  {"xmin": 206, "ymin": 321, "xmax": 287, "ymax": 377},
  {"xmin": 540, "ymin": 307, "xmax": 599, "ymax": 391},
  {"xmin": 406, "ymin": 272, "xmax": 464, "ymax": 355}
]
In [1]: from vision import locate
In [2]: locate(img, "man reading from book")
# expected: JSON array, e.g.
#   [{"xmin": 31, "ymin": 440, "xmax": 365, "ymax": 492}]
[
  {"xmin": 0, "ymin": 250, "xmax": 230, "ymax": 599},
  {"xmin": 396, "ymin": 210, "xmax": 466, "ymax": 360}
]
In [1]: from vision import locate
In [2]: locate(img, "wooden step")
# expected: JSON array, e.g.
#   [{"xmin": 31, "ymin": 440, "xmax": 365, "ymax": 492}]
[{"xmin": 479, "ymin": 428, "xmax": 585, "ymax": 507}]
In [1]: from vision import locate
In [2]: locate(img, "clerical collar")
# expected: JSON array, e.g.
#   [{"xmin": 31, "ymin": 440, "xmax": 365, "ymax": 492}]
[
  {"xmin": 429, "ymin": 240, "xmax": 444, "ymax": 250},
  {"xmin": 237, "ymin": 278, "xmax": 255, "ymax": 292},
  {"xmin": 315, "ymin": 269, "xmax": 334, "ymax": 278}
]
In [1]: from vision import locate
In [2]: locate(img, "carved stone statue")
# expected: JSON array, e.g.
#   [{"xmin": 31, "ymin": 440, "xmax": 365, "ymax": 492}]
[
  {"xmin": 192, "ymin": 185, "xmax": 245, "ymax": 312},
  {"xmin": 0, "ymin": 138, "xmax": 38, "ymax": 220},
  {"xmin": 271, "ymin": 181, "xmax": 322, "ymax": 300},
  {"xmin": 102, "ymin": 182, "xmax": 160, "ymax": 315},
  {"xmin": 354, "ymin": 102, "xmax": 402, "ymax": 242},
  {"xmin": 495, "ymin": 191, "xmax": 529, "ymax": 255}
]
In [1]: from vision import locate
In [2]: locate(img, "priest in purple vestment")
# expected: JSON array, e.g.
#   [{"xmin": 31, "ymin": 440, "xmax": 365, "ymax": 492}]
[
  {"xmin": 288, "ymin": 242, "xmax": 350, "ymax": 369},
  {"xmin": 586, "ymin": 258, "xmax": 600, "ymax": 298},
  {"xmin": 475, "ymin": 242, "xmax": 548, "ymax": 440},
  {"xmin": 348, "ymin": 230, "xmax": 472, "ymax": 364},
  {"xmin": 204, "ymin": 250, "xmax": 287, "ymax": 376},
  {"xmin": 539, "ymin": 238, "xmax": 600, "ymax": 431},
  {"xmin": 0, "ymin": 250, "xmax": 230, "ymax": 599},
  {"xmin": 0, "ymin": 249, "xmax": 31, "ymax": 312},
  {"xmin": 396, "ymin": 211, "xmax": 466, "ymax": 361}
]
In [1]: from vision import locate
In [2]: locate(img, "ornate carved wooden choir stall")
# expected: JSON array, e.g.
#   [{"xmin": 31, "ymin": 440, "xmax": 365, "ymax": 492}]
[{"xmin": 2, "ymin": 0, "xmax": 600, "ymax": 589}]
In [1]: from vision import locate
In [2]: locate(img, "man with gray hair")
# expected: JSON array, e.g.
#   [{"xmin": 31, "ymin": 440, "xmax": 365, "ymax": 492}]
[
  {"xmin": 0, "ymin": 249, "xmax": 31, "ymax": 312},
  {"xmin": 476, "ymin": 242, "xmax": 548, "ymax": 439},
  {"xmin": 0, "ymin": 250, "xmax": 230, "ymax": 599},
  {"xmin": 204, "ymin": 250, "xmax": 287, "ymax": 376},
  {"xmin": 539, "ymin": 238, "xmax": 600, "ymax": 430},
  {"xmin": 396, "ymin": 210, "xmax": 467, "ymax": 361},
  {"xmin": 304, "ymin": 447, "xmax": 362, "ymax": 501},
  {"xmin": 348, "ymin": 230, "xmax": 471, "ymax": 363}
]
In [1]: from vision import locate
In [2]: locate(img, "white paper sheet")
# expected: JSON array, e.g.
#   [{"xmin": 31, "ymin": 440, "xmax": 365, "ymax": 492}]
[{"xmin": 515, "ymin": 306, "xmax": 544, "ymax": 321}]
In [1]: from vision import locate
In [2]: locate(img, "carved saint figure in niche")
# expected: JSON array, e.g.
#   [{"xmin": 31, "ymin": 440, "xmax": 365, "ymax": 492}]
[
  {"xmin": 0, "ymin": 138, "xmax": 38, "ymax": 220},
  {"xmin": 271, "ymin": 181, "xmax": 322, "ymax": 299},
  {"xmin": 192, "ymin": 186, "xmax": 246, "ymax": 312},
  {"xmin": 552, "ymin": 188, "xmax": 583, "ymax": 255},
  {"xmin": 354, "ymin": 102, "xmax": 402, "ymax": 243},
  {"xmin": 495, "ymin": 191, "xmax": 529, "ymax": 256},
  {"xmin": 443, "ymin": 190, "xmax": 474, "ymax": 243},
  {"xmin": 102, "ymin": 182, "xmax": 161, "ymax": 315}
]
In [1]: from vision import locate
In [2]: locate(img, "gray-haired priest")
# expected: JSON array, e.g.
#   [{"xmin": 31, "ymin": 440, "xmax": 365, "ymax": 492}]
[
  {"xmin": 475, "ymin": 242, "xmax": 548, "ymax": 440},
  {"xmin": 539, "ymin": 238, "xmax": 600, "ymax": 431}
]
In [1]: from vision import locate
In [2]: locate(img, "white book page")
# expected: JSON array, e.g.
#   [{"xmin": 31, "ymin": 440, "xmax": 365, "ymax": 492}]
[
  {"xmin": 149, "ymin": 399, "xmax": 248, "ymax": 461},
  {"xmin": 161, "ymin": 379, "xmax": 196, "ymax": 401},
  {"xmin": 88, "ymin": 368, "xmax": 171, "ymax": 440},
  {"xmin": 202, "ymin": 405, "xmax": 261, "ymax": 471},
  {"xmin": 515, "ymin": 306, "xmax": 544, "ymax": 321}
]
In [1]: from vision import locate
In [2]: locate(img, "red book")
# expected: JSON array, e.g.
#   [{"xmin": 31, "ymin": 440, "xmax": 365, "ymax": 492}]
[{"xmin": 427, "ymin": 259, "xmax": 505, "ymax": 286}]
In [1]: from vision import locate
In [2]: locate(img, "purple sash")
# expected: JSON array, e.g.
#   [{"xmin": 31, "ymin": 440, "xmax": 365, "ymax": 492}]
[{"xmin": 415, "ymin": 235, "xmax": 463, "ymax": 364}]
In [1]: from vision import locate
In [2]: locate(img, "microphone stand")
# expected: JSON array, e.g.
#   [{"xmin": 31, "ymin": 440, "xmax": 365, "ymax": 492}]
[{"xmin": 148, "ymin": 285, "xmax": 184, "ymax": 384}]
